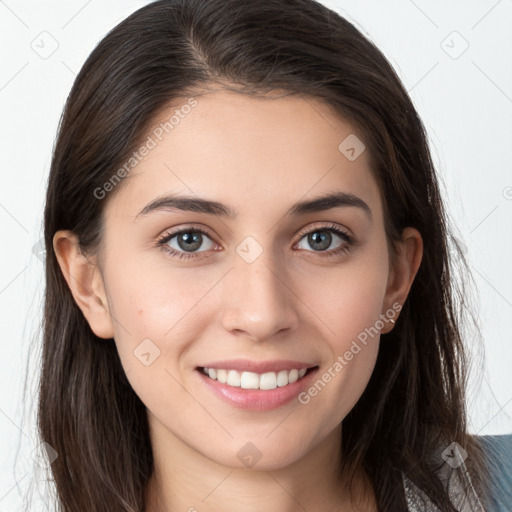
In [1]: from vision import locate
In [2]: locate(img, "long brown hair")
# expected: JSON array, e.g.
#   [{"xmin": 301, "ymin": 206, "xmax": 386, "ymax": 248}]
[{"xmin": 36, "ymin": 0, "xmax": 496, "ymax": 510}]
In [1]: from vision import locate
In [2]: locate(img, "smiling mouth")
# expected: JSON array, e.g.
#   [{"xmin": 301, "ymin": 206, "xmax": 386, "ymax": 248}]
[{"xmin": 197, "ymin": 366, "xmax": 318, "ymax": 391}]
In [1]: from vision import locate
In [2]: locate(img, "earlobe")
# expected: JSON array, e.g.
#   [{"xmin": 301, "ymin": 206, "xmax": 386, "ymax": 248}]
[
  {"xmin": 53, "ymin": 230, "xmax": 115, "ymax": 339},
  {"xmin": 381, "ymin": 227, "xmax": 423, "ymax": 333}
]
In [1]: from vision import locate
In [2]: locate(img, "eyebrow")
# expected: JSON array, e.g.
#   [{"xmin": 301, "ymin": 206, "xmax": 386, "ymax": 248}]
[{"xmin": 136, "ymin": 191, "xmax": 372, "ymax": 220}]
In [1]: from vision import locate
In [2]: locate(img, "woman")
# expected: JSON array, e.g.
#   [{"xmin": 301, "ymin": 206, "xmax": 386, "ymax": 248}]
[{"xmin": 38, "ymin": 0, "xmax": 511, "ymax": 510}]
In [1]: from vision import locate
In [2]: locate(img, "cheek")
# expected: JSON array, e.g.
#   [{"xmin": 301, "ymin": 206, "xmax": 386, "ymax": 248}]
[
  {"xmin": 106, "ymin": 257, "xmax": 221, "ymax": 343},
  {"xmin": 298, "ymin": 313, "xmax": 381, "ymax": 441},
  {"xmin": 104, "ymin": 260, "xmax": 225, "ymax": 403},
  {"xmin": 295, "ymin": 247, "xmax": 389, "ymax": 348},
  {"xmin": 292, "ymin": 249, "xmax": 388, "ymax": 430}
]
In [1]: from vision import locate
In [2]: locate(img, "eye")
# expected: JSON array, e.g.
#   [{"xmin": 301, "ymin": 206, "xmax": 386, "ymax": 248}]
[
  {"xmin": 295, "ymin": 223, "xmax": 354, "ymax": 256},
  {"xmin": 156, "ymin": 223, "xmax": 354, "ymax": 261},
  {"xmin": 157, "ymin": 227, "xmax": 218, "ymax": 260}
]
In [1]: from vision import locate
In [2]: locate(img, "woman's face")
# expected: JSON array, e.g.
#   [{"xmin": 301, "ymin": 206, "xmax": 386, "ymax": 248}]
[{"xmin": 77, "ymin": 90, "xmax": 415, "ymax": 470}]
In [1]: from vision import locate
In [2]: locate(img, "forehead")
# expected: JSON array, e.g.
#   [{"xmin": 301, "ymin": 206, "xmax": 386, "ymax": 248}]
[{"xmin": 105, "ymin": 90, "xmax": 382, "ymax": 222}]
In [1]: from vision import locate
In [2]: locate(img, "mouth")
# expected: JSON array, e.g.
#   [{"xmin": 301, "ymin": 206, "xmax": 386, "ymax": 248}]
[
  {"xmin": 194, "ymin": 364, "xmax": 319, "ymax": 411},
  {"xmin": 198, "ymin": 366, "xmax": 317, "ymax": 390}
]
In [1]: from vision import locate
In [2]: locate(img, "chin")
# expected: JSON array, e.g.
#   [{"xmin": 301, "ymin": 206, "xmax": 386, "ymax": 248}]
[{"xmin": 203, "ymin": 438, "xmax": 313, "ymax": 472}]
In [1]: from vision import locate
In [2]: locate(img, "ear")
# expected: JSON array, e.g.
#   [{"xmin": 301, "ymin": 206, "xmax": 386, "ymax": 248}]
[
  {"xmin": 381, "ymin": 227, "xmax": 423, "ymax": 333},
  {"xmin": 53, "ymin": 230, "xmax": 115, "ymax": 339}
]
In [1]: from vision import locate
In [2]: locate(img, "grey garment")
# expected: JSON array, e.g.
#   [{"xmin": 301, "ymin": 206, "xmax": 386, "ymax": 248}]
[
  {"xmin": 403, "ymin": 435, "xmax": 512, "ymax": 512},
  {"xmin": 478, "ymin": 434, "xmax": 512, "ymax": 512}
]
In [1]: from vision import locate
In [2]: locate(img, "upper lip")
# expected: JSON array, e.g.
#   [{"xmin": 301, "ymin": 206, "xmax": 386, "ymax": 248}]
[{"xmin": 198, "ymin": 359, "xmax": 318, "ymax": 373}]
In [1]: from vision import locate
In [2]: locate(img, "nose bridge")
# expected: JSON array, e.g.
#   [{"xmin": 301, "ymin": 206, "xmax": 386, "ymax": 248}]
[{"xmin": 221, "ymin": 236, "xmax": 298, "ymax": 340}]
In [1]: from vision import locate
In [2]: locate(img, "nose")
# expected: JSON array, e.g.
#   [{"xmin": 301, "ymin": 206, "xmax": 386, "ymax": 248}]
[{"xmin": 220, "ymin": 245, "xmax": 299, "ymax": 342}]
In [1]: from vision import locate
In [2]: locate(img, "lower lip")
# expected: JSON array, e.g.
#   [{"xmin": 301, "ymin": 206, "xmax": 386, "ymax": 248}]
[{"xmin": 195, "ymin": 367, "xmax": 319, "ymax": 411}]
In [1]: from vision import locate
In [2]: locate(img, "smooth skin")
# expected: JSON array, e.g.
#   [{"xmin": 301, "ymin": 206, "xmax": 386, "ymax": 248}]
[{"xmin": 54, "ymin": 90, "xmax": 423, "ymax": 511}]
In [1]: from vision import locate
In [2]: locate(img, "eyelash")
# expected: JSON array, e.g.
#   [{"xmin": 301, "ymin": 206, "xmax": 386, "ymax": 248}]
[{"xmin": 156, "ymin": 223, "xmax": 355, "ymax": 261}]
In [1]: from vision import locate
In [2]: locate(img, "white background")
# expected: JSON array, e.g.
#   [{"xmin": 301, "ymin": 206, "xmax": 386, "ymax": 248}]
[{"xmin": 0, "ymin": 1, "xmax": 511, "ymax": 510}]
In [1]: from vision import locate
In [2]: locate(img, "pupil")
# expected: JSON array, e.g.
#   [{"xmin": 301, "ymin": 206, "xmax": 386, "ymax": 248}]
[{"xmin": 178, "ymin": 231, "xmax": 202, "ymax": 252}]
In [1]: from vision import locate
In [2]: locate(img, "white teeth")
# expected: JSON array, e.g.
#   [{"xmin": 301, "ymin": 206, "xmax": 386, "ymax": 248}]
[
  {"xmin": 259, "ymin": 372, "xmax": 277, "ymax": 390},
  {"xmin": 240, "ymin": 371, "xmax": 259, "ymax": 389},
  {"xmin": 276, "ymin": 370, "xmax": 289, "ymax": 387},
  {"xmin": 201, "ymin": 367, "xmax": 311, "ymax": 390},
  {"xmin": 217, "ymin": 369, "xmax": 227, "ymax": 383},
  {"xmin": 288, "ymin": 369, "xmax": 299, "ymax": 384},
  {"xmin": 227, "ymin": 369, "xmax": 241, "ymax": 387}
]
